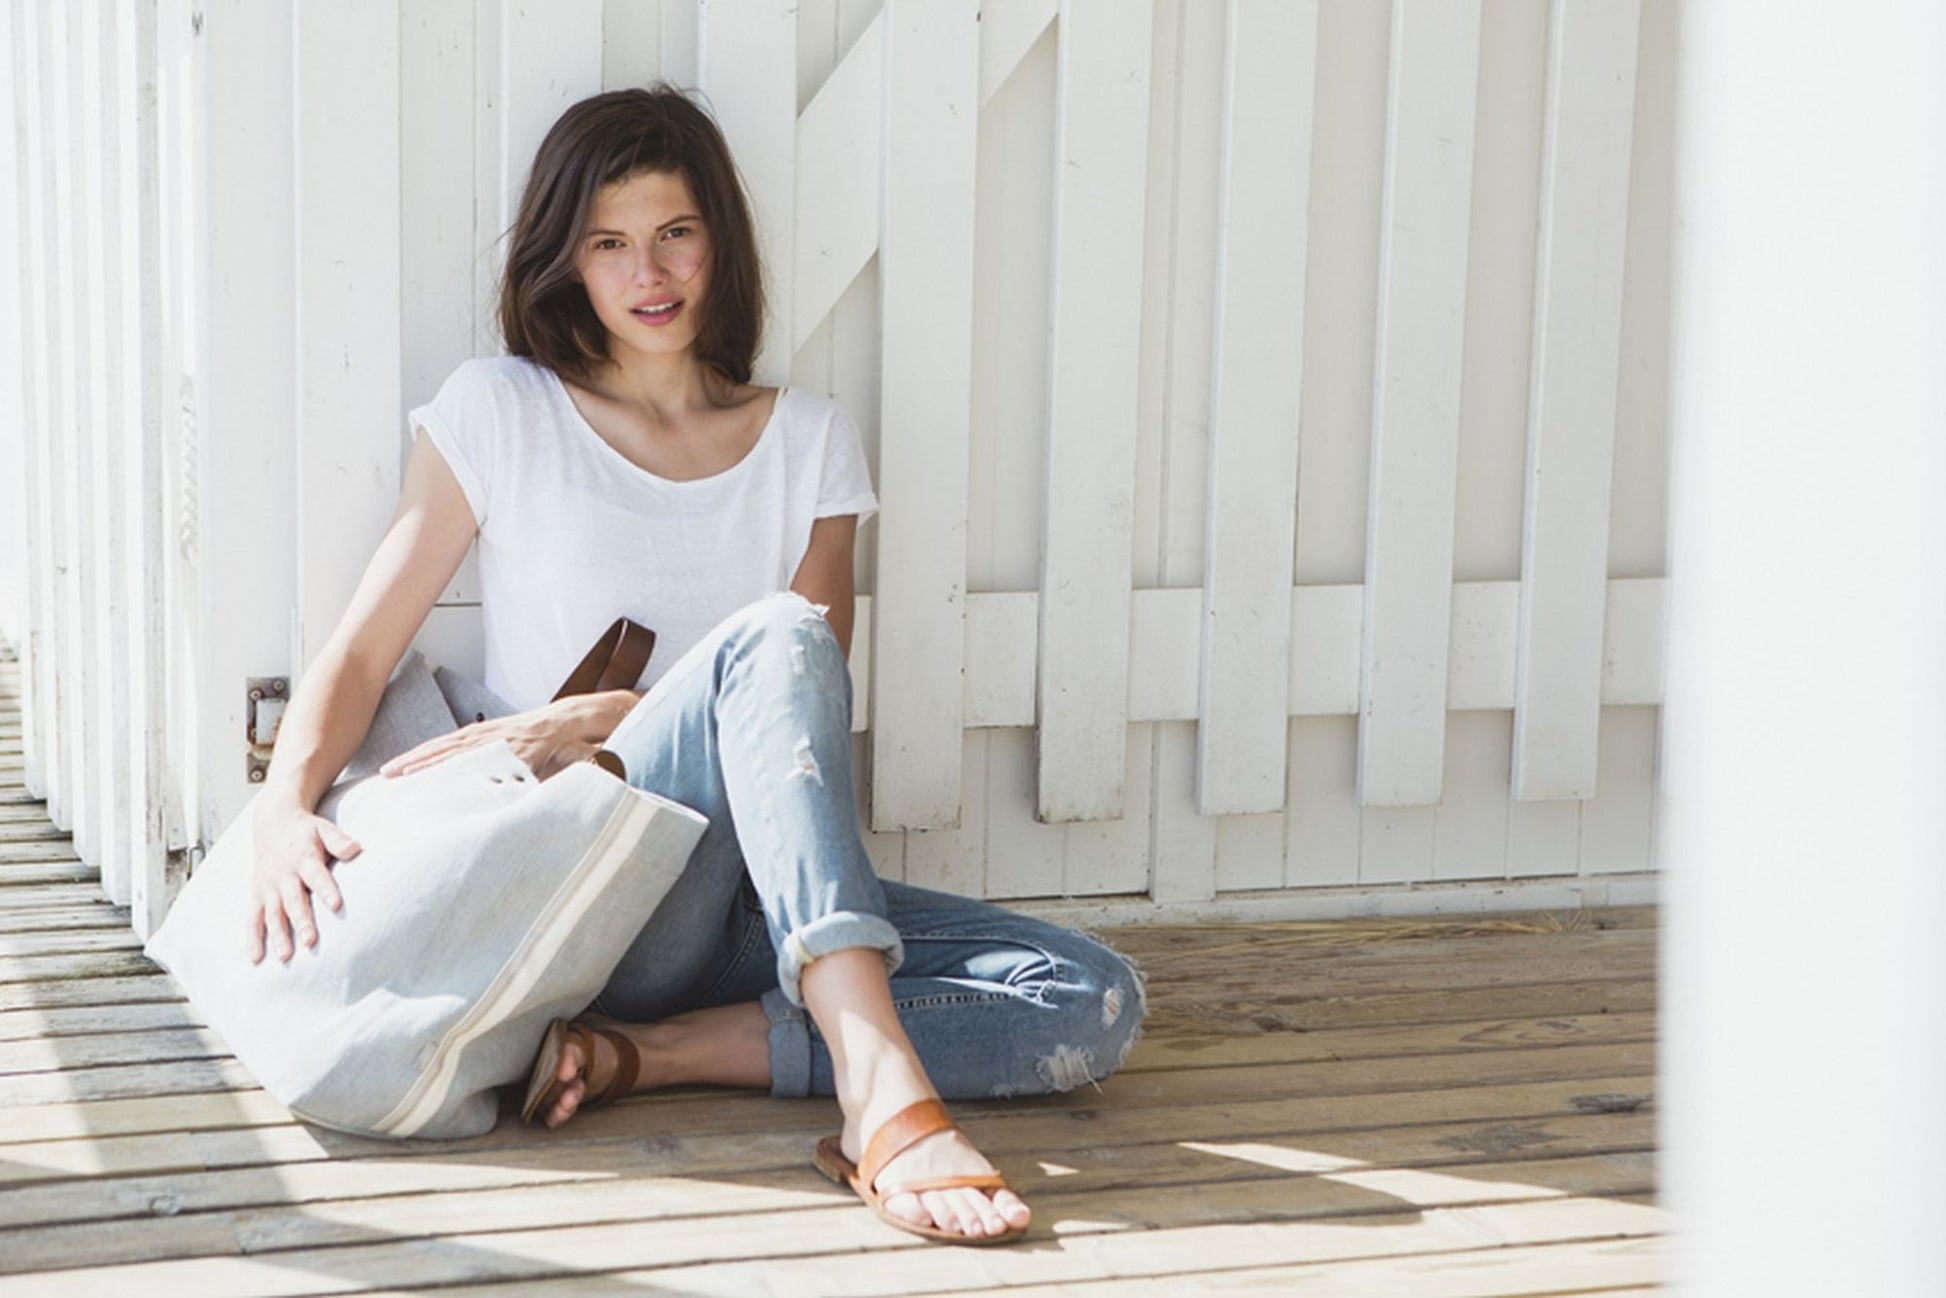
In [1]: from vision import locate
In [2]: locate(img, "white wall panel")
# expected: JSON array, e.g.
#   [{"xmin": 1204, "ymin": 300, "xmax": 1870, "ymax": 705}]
[
  {"xmin": 1195, "ymin": 0, "xmax": 1315, "ymax": 817},
  {"xmin": 1034, "ymin": 0, "xmax": 1152, "ymax": 824},
  {"xmin": 868, "ymin": 0, "xmax": 977, "ymax": 832},
  {"xmin": 294, "ymin": 1, "xmax": 403, "ymax": 672},
  {"xmin": 3, "ymin": 0, "xmax": 1673, "ymax": 920},
  {"xmin": 1357, "ymin": 0, "xmax": 1482, "ymax": 809},
  {"xmin": 1512, "ymin": 0, "xmax": 1642, "ymax": 801}
]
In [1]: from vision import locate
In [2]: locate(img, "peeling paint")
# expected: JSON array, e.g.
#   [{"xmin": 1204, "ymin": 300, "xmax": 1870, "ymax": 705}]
[{"xmin": 1102, "ymin": 985, "xmax": 1124, "ymax": 1028}]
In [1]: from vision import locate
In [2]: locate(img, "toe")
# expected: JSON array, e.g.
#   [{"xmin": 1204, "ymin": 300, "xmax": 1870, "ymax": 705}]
[{"xmin": 880, "ymin": 1189, "xmax": 930, "ymax": 1230}]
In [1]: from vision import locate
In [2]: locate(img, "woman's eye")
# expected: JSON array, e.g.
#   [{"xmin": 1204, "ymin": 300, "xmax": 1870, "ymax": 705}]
[
  {"xmin": 592, "ymin": 237, "xmax": 623, "ymax": 251},
  {"xmin": 661, "ymin": 226, "xmax": 690, "ymax": 241}
]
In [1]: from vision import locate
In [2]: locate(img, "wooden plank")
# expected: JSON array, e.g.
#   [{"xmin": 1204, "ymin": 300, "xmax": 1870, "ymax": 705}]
[
  {"xmin": 0, "ymin": 882, "xmax": 112, "ymax": 910},
  {"xmin": 0, "ymin": 928, "xmax": 143, "ymax": 957},
  {"xmin": 1120, "ymin": 1008, "xmax": 1655, "ymax": 1074},
  {"xmin": 0, "ymin": 1055, "xmax": 257, "ymax": 1107},
  {"xmin": 1034, "ymin": 0, "xmax": 1153, "ymax": 822},
  {"xmin": 696, "ymin": 0, "xmax": 796, "ymax": 382},
  {"xmin": 1063, "ymin": 724, "xmax": 1153, "ymax": 895},
  {"xmin": 0, "ymin": 1001, "xmax": 204, "ymax": 1044},
  {"xmin": 293, "ymin": 1, "xmax": 404, "ymax": 673},
  {"xmin": 123, "ymin": 0, "xmax": 175, "ymax": 939},
  {"xmin": 1433, "ymin": 710, "xmax": 1511, "ymax": 880},
  {"xmin": 1285, "ymin": 715, "xmax": 1362, "ymax": 887},
  {"xmin": 790, "ymin": 12, "xmax": 880, "ymax": 351},
  {"xmin": 400, "ymin": 0, "xmax": 476, "ymax": 473},
  {"xmin": 981, "ymin": 728, "xmax": 1065, "ymax": 897},
  {"xmin": 1579, "ymin": 706, "xmax": 1656, "ymax": 876},
  {"xmin": 1280, "ymin": 0, "xmax": 1388, "ymax": 589},
  {"xmin": 81, "ymin": 0, "xmax": 137, "ymax": 903},
  {"xmin": 0, "ymin": 1190, "xmax": 1660, "ymax": 1295},
  {"xmin": 923, "ymin": 584, "xmax": 1665, "ymax": 727},
  {"xmin": 0, "ymin": 1026, "xmax": 224, "ymax": 1075},
  {"xmin": 1195, "ymin": 0, "xmax": 1316, "ymax": 816},
  {"xmin": 1356, "ymin": 0, "xmax": 1482, "ymax": 807},
  {"xmin": 0, "ymin": 904, "xmax": 131, "ymax": 934},
  {"xmin": 964, "ymin": 592, "xmax": 1037, "ymax": 727},
  {"xmin": 0, "ymin": 7, "xmax": 39, "ymax": 802},
  {"xmin": 0, "ymin": 949, "xmax": 158, "ymax": 985},
  {"xmin": 0, "ymin": 973, "xmax": 183, "ymax": 1013},
  {"xmin": 1602, "ymin": 577, "xmax": 1665, "ymax": 706},
  {"xmin": 979, "ymin": 0, "xmax": 1058, "ymax": 108},
  {"xmin": 0, "ymin": 1087, "xmax": 291, "ymax": 1146},
  {"xmin": 0, "ymin": 1120, "xmax": 1655, "ymax": 1273},
  {"xmin": 477, "ymin": 0, "xmax": 603, "ymax": 346},
  {"xmin": 2, "ymin": 0, "xmax": 53, "ymax": 813},
  {"xmin": 0, "ymin": 1104, "xmax": 1654, "ymax": 1237},
  {"xmin": 910, "ymin": 1238, "xmax": 1664, "ymax": 1298},
  {"xmin": 1143, "ymin": 974, "xmax": 1661, "ymax": 1038},
  {"xmin": 1513, "ymin": 0, "xmax": 1642, "ymax": 801},
  {"xmin": 27, "ymin": 0, "xmax": 73, "ymax": 833},
  {"xmin": 898, "ymin": 731, "xmax": 987, "ymax": 896},
  {"xmin": 600, "ymin": 0, "xmax": 661, "ymax": 91},
  {"xmin": 0, "ymin": 862, "xmax": 97, "ymax": 887},
  {"xmin": 867, "ymin": 0, "xmax": 977, "ymax": 831},
  {"xmin": 1509, "ymin": 795, "xmax": 1581, "ymax": 880},
  {"xmin": 198, "ymin": 0, "xmax": 299, "ymax": 842}
]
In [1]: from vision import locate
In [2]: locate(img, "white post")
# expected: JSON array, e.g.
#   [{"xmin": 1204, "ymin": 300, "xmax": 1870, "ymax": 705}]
[{"xmin": 1662, "ymin": 4, "xmax": 1946, "ymax": 1296}]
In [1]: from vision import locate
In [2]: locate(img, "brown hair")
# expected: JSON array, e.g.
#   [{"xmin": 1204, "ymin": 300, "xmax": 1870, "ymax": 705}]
[{"xmin": 497, "ymin": 86, "xmax": 764, "ymax": 386}]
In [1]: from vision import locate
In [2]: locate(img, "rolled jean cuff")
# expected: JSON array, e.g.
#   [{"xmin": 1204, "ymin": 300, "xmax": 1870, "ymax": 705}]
[
  {"xmin": 774, "ymin": 911, "xmax": 904, "ymax": 1009},
  {"xmin": 761, "ymin": 989, "xmax": 813, "ymax": 1098}
]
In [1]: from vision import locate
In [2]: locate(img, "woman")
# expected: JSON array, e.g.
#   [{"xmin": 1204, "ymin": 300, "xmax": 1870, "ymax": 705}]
[{"xmin": 246, "ymin": 86, "xmax": 1142, "ymax": 1245}]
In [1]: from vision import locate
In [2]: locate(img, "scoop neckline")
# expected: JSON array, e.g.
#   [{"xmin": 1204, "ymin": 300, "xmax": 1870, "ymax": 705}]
[{"xmin": 542, "ymin": 366, "xmax": 788, "ymax": 489}]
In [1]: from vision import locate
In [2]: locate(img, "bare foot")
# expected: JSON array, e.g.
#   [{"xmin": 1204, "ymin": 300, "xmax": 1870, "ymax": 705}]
[
  {"xmin": 533, "ymin": 1016, "xmax": 632, "ymax": 1129},
  {"xmin": 533, "ymin": 1004, "xmax": 771, "ymax": 1129},
  {"xmin": 842, "ymin": 1106, "xmax": 1032, "ymax": 1240}
]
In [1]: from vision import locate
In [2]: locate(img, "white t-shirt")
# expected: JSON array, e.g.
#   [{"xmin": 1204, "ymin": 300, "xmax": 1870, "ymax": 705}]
[{"xmin": 409, "ymin": 355, "xmax": 878, "ymax": 710}]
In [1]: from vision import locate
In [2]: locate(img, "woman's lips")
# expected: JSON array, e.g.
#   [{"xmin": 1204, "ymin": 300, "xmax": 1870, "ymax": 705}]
[{"xmin": 631, "ymin": 300, "xmax": 682, "ymax": 326}]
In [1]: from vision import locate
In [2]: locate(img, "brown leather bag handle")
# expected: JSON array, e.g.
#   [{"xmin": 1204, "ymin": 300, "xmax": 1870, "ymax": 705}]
[
  {"xmin": 550, "ymin": 618, "xmax": 656, "ymax": 703},
  {"xmin": 546, "ymin": 617, "xmax": 654, "ymax": 782}
]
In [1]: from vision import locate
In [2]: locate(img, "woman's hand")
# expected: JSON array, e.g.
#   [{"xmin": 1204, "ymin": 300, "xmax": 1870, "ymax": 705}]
[
  {"xmin": 249, "ymin": 796, "xmax": 360, "ymax": 964},
  {"xmin": 377, "ymin": 693, "xmax": 633, "ymax": 784}
]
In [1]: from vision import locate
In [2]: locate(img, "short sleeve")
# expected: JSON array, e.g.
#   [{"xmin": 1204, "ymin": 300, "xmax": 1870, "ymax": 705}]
[
  {"xmin": 408, "ymin": 360, "xmax": 495, "ymax": 528},
  {"xmin": 816, "ymin": 404, "xmax": 879, "ymax": 523}
]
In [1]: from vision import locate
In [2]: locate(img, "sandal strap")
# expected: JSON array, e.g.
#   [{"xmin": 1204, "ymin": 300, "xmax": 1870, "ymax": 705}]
[
  {"xmin": 875, "ymin": 1173, "xmax": 1009, "ymax": 1197},
  {"xmin": 567, "ymin": 1021, "xmax": 641, "ymax": 1108},
  {"xmin": 857, "ymin": 1098, "xmax": 956, "ymax": 1191}
]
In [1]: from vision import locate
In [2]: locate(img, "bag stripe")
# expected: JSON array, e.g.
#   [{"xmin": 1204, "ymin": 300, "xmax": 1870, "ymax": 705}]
[{"xmin": 371, "ymin": 779, "xmax": 657, "ymax": 1136}]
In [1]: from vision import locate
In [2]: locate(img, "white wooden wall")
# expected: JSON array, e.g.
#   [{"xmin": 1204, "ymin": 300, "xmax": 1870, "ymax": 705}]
[{"xmin": 0, "ymin": 0, "xmax": 1671, "ymax": 930}]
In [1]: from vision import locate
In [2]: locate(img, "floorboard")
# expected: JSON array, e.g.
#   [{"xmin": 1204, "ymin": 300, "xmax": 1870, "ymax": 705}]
[{"xmin": 0, "ymin": 676, "xmax": 1663, "ymax": 1294}]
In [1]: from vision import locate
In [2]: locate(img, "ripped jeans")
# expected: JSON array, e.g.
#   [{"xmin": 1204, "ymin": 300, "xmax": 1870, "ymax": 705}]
[{"xmin": 593, "ymin": 592, "xmax": 1145, "ymax": 1099}]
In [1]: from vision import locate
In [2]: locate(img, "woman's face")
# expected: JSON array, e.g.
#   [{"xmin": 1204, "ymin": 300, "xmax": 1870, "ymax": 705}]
[{"xmin": 573, "ymin": 169, "xmax": 712, "ymax": 365}]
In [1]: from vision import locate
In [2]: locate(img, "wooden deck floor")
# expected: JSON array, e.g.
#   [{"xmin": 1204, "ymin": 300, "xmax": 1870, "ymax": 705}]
[{"xmin": 0, "ymin": 652, "xmax": 1664, "ymax": 1296}]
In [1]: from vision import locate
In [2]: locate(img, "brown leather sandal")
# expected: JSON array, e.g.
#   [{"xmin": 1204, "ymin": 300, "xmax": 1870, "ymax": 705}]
[
  {"xmin": 812, "ymin": 1098, "xmax": 1029, "ymax": 1244},
  {"xmin": 519, "ymin": 1017, "xmax": 641, "ymax": 1125}
]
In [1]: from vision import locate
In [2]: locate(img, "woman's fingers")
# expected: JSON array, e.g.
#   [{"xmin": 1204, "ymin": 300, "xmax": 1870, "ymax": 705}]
[
  {"xmin": 258, "ymin": 890, "xmax": 296, "ymax": 963},
  {"xmin": 297, "ymin": 857, "xmax": 343, "ymax": 916},
  {"xmin": 249, "ymin": 902, "xmax": 269, "ymax": 965},
  {"xmin": 315, "ymin": 819, "xmax": 362, "ymax": 863},
  {"xmin": 279, "ymin": 874, "xmax": 319, "ymax": 953},
  {"xmin": 379, "ymin": 734, "xmax": 456, "ymax": 777}
]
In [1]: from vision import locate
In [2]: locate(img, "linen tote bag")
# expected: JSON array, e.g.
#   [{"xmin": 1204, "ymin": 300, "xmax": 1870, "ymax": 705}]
[{"xmin": 146, "ymin": 636, "xmax": 704, "ymax": 1140}]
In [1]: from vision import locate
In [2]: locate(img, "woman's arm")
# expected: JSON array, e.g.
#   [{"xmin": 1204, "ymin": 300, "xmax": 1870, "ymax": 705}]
[
  {"xmin": 789, "ymin": 514, "xmax": 861, "ymax": 658},
  {"xmin": 251, "ymin": 431, "xmax": 477, "ymax": 959}
]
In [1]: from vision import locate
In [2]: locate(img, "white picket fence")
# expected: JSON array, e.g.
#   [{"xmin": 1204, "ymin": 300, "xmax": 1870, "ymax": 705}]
[{"xmin": 0, "ymin": 0, "xmax": 1667, "ymax": 936}]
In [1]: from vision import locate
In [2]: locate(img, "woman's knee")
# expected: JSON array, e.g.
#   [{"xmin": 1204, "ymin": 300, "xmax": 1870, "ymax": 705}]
[{"xmin": 719, "ymin": 592, "xmax": 848, "ymax": 687}]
